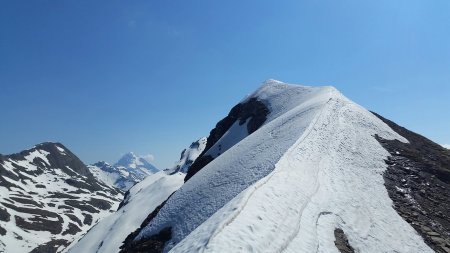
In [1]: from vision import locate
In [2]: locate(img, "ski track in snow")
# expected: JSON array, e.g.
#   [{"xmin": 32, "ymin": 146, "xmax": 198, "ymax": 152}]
[{"xmin": 171, "ymin": 84, "xmax": 433, "ymax": 253}]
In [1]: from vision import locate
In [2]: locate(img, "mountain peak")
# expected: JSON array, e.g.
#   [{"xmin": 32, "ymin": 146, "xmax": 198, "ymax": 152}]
[
  {"xmin": 90, "ymin": 153, "xmax": 159, "ymax": 191},
  {"xmin": 114, "ymin": 152, "xmax": 158, "ymax": 173},
  {"xmin": 115, "ymin": 152, "xmax": 140, "ymax": 168},
  {"xmin": 124, "ymin": 151, "xmax": 136, "ymax": 157}
]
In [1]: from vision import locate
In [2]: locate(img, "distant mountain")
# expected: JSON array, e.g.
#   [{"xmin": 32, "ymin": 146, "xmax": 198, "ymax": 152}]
[
  {"xmin": 166, "ymin": 137, "xmax": 207, "ymax": 174},
  {"xmin": 115, "ymin": 152, "xmax": 159, "ymax": 174},
  {"xmin": 89, "ymin": 152, "xmax": 159, "ymax": 191},
  {"xmin": 0, "ymin": 142, "xmax": 123, "ymax": 253}
]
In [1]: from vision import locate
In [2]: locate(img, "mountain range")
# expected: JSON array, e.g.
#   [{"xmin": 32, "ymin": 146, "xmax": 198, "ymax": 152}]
[
  {"xmin": 0, "ymin": 143, "xmax": 123, "ymax": 253},
  {"xmin": 2, "ymin": 80, "xmax": 449, "ymax": 253}
]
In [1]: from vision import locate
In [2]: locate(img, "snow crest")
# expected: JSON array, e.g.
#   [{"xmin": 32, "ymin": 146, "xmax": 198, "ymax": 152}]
[
  {"xmin": 135, "ymin": 83, "xmax": 338, "ymax": 250},
  {"xmin": 173, "ymin": 89, "xmax": 431, "ymax": 253},
  {"xmin": 137, "ymin": 81, "xmax": 432, "ymax": 253}
]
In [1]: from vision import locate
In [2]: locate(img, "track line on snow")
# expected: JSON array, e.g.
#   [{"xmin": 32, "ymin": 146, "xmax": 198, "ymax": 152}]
[
  {"xmin": 203, "ymin": 97, "xmax": 336, "ymax": 252},
  {"xmin": 278, "ymin": 98, "xmax": 340, "ymax": 253}
]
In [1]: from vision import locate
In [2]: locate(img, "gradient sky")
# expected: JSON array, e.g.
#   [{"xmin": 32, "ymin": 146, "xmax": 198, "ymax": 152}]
[{"xmin": 1, "ymin": 0, "xmax": 449, "ymax": 169}]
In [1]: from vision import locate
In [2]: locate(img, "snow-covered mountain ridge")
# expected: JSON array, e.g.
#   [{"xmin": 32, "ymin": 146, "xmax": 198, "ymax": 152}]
[
  {"xmin": 72, "ymin": 80, "xmax": 450, "ymax": 253},
  {"xmin": 0, "ymin": 142, "xmax": 123, "ymax": 253},
  {"xmin": 89, "ymin": 152, "xmax": 159, "ymax": 191}
]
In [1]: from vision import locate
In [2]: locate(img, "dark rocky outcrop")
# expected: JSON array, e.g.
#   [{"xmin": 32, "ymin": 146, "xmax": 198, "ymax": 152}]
[
  {"xmin": 15, "ymin": 215, "xmax": 63, "ymax": 234},
  {"xmin": 9, "ymin": 196, "xmax": 43, "ymax": 207},
  {"xmin": 334, "ymin": 228, "xmax": 355, "ymax": 253},
  {"xmin": 62, "ymin": 222, "xmax": 82, "ymax": 236},
  {"xmin": 120, "ymin": 227, "xmax": 171, "ymax": 253},
  {"xmin": 185, "ymin": 97, "xmax": 269, "ymax": 181},
  {"xmin": 82, "ymin": 213, "xmax": 93, "ymax": 226},
  {"xmin": 29, "ymin": 239, "xmax": 70, "ymax": 253},
  {"xmin": 86, "ymin": 197, "xmax": 112, "ymax": 210},
  {"xmin": 64, "ymin": 200, "xmax": 99, "ymax": 213},
  {"xmin": 66, "ymin": 213, "xmax": 83, "ymax": 226},
  {"xmin": 0, "ymin": 225, "xmax": 6, "ymax": 236},
  {"xmin": 117, "ymin": 189, "xmax": 131, "ymax": 210},
  {"xmin": 183, "ymin": 155, "xmax": 213, "ymax": 182},
  {"xmin": 120, "ymin": 198, "xmax": 171, "ymax": 253},
  {"xmin": 0, "ymin": 207, "xmax": 10, "ymax": 222},
  {"xmin": 373, "ymin": 112, "xmax": 450, "ymax": 253}
]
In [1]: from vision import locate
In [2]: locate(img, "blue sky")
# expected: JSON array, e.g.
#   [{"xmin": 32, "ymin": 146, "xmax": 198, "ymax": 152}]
[{"xmin": 1, "ymin": 0, "xmax": 449, "ymax": 168}]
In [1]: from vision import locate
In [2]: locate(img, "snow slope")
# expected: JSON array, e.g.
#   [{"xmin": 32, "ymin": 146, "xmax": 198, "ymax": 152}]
[
  {"xmin": 66, "ymin": 171, "xmax": 184, "ymax": 253},
  {"xmin": 134, "ymin": 80, "xmax": 433, "ymax": 252}
]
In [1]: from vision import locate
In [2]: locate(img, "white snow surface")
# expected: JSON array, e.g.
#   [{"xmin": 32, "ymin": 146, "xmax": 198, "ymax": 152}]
[
  {"xmin": 56, "ymin": 146, "xmax": 67, "ymax": 155},
  {"xmin": 66, "ymin": 171, "xmax": 184, "ymax": 253},
  {"xmin": 136, "ymin": 80, "xmax": 432, "ymax": 253},
  {"xmin": 24, "ymin": 149, "xmax": 50, "ymax": 166}
]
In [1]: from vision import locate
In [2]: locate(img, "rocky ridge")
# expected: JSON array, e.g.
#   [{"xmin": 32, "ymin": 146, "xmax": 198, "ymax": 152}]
[{"xmin": 0, "ymin": 142, "xmax": 123, "ymax": 253}]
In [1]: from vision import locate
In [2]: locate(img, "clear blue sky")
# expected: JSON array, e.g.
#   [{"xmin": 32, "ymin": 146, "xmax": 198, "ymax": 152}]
[{"xmin": 1, "ymin": 0, "xmax": 449, "ymax": 168}]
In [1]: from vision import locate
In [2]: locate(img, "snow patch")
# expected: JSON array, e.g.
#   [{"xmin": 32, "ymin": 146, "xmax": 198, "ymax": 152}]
[
  {"xmin": 56, "ymin": 146, "xmax": 67, "ymax": 155},
  {"xmin": 24, "ymin": 149, "xmax": 50, "ymax": 166}
]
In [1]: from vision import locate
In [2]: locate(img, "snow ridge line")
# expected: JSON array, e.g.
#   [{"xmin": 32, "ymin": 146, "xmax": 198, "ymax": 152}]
[
  {"xmin": 277, "ymin": 98, "xmax": 339, "ymax": 253},
  {"xmin": 202, "ymin": 95, "xmax": 336, "ymax": 252},
  {"xmin": 279, "ymin": 98, "xmax": 348, "ymax": 253}
]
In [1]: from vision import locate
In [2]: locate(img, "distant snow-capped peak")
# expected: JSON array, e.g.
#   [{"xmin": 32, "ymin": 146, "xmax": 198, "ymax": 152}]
[
  {"xmin": 115, "ymin": 152, "xmax": 158, "ymax": 173},
  {"xmin": 89, "ymin": 152, "xmax": 159, "ymax": 191}
]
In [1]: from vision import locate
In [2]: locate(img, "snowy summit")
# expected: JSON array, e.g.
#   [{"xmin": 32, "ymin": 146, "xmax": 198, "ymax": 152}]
[
  {"xmin": 68, "ymin": 80, "xmax": 449, "ymax": 253},
  {"xmin": 89, "ymin": 152, "xmax": 159, "ymax": 191}
]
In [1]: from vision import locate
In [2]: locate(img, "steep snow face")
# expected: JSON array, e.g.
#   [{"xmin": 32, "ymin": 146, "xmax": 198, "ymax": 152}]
[
  {"xmin": 135, "ymin": 80, "xmax": 433, "ymax": 253},
  {"xmin": 0, "ymin": 143, "xmax": 122, "ymax": 253},
  {"xmin": 167, "ymin": 137, "xmax": 207, "ymax": 174},
  {"xmin": 90, "ymin": 153, "xmax": 159, "ymax": 191},
  {"xmin": 66, "ymin": 172, "xmax": 184, "ymax": 253}
]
